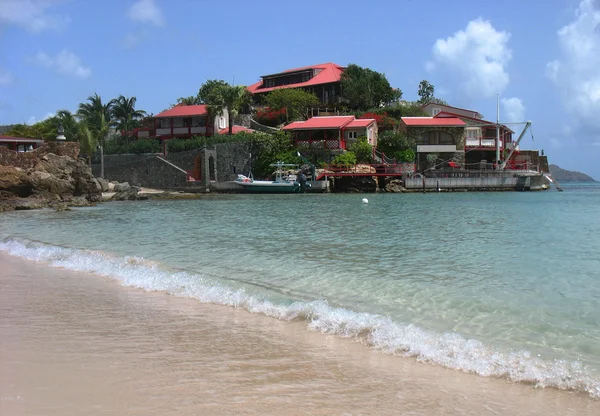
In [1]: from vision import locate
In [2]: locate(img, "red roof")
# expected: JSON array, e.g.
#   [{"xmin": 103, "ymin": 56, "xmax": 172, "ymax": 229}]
[
  {"xmin": 347, "ymin": 119, "xmax": 375, "ymax": 128},
  {"xmin": 401, "ymin": 117, "xmax": 466, "ymax": 127},
  {"xmin": 217, "ymin": 125, "xmax": 255, "ymax": 135},
  {"xmin": 423, "ymin": 102, "xmax": 483, "ymax": 119},
  {"xmin": 154, "ymin": 104, "xmax": 208, "ymax": 118},
  {"xmin": 0, "ymin": 135, "xmax": 44, "ymax": 143},
  {"xmin": 282, "ymin": 116, "xmax": 355, "ymax": 130},
  {"xmin": 282, "ymin": 116, "xmax": 376, "ymax": 131},
  {"xmin": 434, "ymin": 111, "xmax": 515, "ymax": 133},
  {"xmin": 247, "ymin": 62, "xmax": 345, "ymax": 94}
]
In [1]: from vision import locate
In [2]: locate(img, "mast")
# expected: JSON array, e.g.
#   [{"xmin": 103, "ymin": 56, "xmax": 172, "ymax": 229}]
[{"xmin": 495, "ymin": 94, "xmax": 500, "ymax": 168}]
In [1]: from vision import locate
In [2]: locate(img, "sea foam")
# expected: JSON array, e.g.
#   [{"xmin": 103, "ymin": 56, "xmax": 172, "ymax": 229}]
[{"xmin": 1, "ymin": 236, "xmax": 599, "ymax": 398}]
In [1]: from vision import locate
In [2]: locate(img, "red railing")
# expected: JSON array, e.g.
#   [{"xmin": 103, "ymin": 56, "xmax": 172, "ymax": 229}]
[{"xmin": 295, "ymin": 139, "xmax": 347, "ymax": 150}]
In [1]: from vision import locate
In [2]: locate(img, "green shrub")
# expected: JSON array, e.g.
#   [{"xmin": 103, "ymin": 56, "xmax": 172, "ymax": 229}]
[
  {"xmin": 103, "ymin": 139, "xmax": 161, "ymax": 154},
  {"xmin": 331, "ymin": 151, "xmax": 357, "ymax": 165},
  {"xmin": 348, "ymin": 136, "xmax": 372, "ymax": 163}
]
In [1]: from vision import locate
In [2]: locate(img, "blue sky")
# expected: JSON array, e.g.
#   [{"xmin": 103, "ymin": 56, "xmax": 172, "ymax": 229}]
[{"xmin": 1, "ymin": 0, "xmax": 600, "ymax": 177}]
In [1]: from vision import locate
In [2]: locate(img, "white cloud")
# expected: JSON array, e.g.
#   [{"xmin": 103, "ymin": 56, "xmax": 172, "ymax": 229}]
[
  {"xmin": 427, "ymin": 18, "xmax": 512, "ymax": 99},
  {"xmin": 128, "ymin": 0, "xmax": 164, "ymax": 27},
  {"xmin": 0, "ymin": 0, "xmax": 69, "ymax": 33},
  {"xmin": 501, "ymin": 97, "xmax": 525, "ymax": 123},
  {"xmin": 0, "ymin": 68, "xmax": 14, "ymax": 86},
  {"xmin": 33, "ymin": 49, "xmax": 91, "ymax": 79},
  {"xmin": 547, "ymin": 0, "xmax": 600, "ymax": 136}
]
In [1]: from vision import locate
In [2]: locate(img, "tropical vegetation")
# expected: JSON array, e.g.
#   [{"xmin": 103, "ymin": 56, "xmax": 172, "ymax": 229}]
[{"xmin": 340, "ymin": 64, "xmax": 402, "ymax": 111}]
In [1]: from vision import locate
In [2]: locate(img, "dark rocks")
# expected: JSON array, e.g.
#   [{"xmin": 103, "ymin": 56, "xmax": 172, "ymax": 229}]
[
  {"xmin": 0, "ymin": 166, "xmax": 33, "ymax": 197},
  {"xmin": 332, "ymin": 176, "xmax": 378, "ymax": 193}
]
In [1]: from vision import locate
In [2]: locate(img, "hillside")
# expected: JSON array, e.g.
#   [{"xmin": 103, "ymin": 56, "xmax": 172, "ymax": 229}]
[{"xmin": 549, "ymin": 164, "xmax": 595, "ymax": 182}]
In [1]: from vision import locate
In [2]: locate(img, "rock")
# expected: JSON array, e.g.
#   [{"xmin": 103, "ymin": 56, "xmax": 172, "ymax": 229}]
[
  {"xmin": 384, "ymin": 179, "xmax": 406, "ymax": 193},
  {"xmin": 0, "ymin": 166, "xmax": 33, "ymax": 197},
  {"xmin": 333, "ymin": 176, "xmax": 378, "ymax": 193},
  {"xmin": 29, "ymin": 170, "xmax": 74, "ymax": 196},
  {"xmin": 53, "ymin": 203, "xmax": 71, "ymax": 211},
  {"xmin": 0, "ymin": 197, "xmax": 49, "ymax": 212},
  {"xmin": 32, "ymin": 153, "xmax": 101, "ymax": 200},
  {"xmin": 96, "ymin": 177, "xmax": 109, "ymax": 192},
  {"xmin": 61, "ymin": 196, "xmax": 91, "ymax": 207},
  {"xmin": 114, "ymin": 182, "xmax": 131, "ymax": 192},
  {"xmin": 112, "ymin": 187, "xmax": 139, "ymax": 201},
  {"xmin": 107, "ymin": 182, "xmax": 115, "ymax": 192}
]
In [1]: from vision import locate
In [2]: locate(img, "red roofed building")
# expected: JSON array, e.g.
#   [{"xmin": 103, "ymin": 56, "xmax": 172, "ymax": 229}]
[
  {"xmin": 282, "ymin": 116, "xmax": 378, "ymax": 150},
  {"xmin": 130, "ymin": 104, "xmax": 229, "ymax": 140},
  {"xmin": 248, "ymin": 63, "xmax": 345, "ymax": 105},
  {"xmin": 0, "ymin": 135, "xmax": 44, "ymax": 152},
  {"xmin": 400, "ymin": 117, "xmax": 466, "ymax": 172}
]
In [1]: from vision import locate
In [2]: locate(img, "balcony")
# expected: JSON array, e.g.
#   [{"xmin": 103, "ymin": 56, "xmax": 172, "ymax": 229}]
[{"xmin": 466, "ymin": 136, "xmax": 506, "ymax": 148}]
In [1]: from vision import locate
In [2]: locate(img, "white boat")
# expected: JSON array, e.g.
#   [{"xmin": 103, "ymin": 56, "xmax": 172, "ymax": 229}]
[{"xmin": 234, "ymin": 162, "xmax": 301, "ymax": 193}]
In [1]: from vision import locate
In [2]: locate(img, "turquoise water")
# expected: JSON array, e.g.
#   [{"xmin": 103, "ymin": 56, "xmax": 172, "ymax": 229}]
[{"xmin": 2, "ymin": 183, "xmax": 600, "ymax": 397}]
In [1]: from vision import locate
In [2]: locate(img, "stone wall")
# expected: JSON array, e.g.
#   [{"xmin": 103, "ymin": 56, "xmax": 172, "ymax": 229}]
[
  {"xmin": 0, "ymin": 142, "xmax": 80, "ymax": 169},
  {"xmin": 90, "ymin": 142, "xmax": 253, "ymax": 189}
]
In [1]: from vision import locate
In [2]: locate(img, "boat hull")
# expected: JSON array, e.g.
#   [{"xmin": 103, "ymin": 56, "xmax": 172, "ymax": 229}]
[{"xmin": 234, "ymin": 180, "xmax": 300, "ymax": 193}]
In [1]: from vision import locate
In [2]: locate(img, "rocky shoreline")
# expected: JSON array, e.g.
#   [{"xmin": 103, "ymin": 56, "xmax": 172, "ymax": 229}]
[{"xmin": 0, "ymin": 143, "xmax": 203, "ymax": 213}]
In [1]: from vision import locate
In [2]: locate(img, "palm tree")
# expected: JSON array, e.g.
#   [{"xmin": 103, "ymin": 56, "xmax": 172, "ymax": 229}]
[
  {"xmin": 111, "ymin": 95, "xmax": 146, "ymax": 145},
  {"xmin": 77, "ymin": 93, "xmax": 114, "ymax": 147},
  {"xmin": 206, "ymin": 84, "xmax": 251, "ymax": 135},
  {"xmin": 78, "ymin": 123, "xmax": 97, "ymax": 166}
]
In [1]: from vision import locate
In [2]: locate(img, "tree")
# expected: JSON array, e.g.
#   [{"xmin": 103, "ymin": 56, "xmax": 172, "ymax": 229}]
[
  {"xmin": 418, "ymin": 80, "xmax": 435, "ymax": 104},
  {"xmin": 78, "ymin": 123, "xmax": 97, "ymax": 166},
  {"xmin": 77, "ymin": 93, "xmax": 113, "ymax": 147},
  {"xmin": 197, "ymin": 79, "xmax": 230, "ymax": 104},
  {"xmin": 199, "ymin": 80, "xmax": 251, "ymax": 135},
  {"xmin": 111, "ymin": 95, "xmax": 147, "ymax": 145},
  {"xmin": 175, "ymin": 96, "xmax": 198, "ymax": 106},
  {"xmin": 340, "ymin": 64, "xmax": 402, "ymax": 111},
  {"xmin": 264, "ymin": 89, "xmax": 320, "ymax": 122}
]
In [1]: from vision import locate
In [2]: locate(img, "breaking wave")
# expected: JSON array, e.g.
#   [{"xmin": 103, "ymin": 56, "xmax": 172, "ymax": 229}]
[{"xmin": 1, "ymin": 236, "xmax": 599, "ymax": 398}]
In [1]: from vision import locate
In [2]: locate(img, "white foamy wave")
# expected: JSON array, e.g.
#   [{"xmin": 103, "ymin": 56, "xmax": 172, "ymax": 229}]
[{"xmin": 1, "ymin": 237, "xmax": 599, "ymax": 398}]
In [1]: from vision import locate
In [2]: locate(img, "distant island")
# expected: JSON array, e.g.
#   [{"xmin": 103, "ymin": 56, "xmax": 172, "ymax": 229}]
[{"xmin": 549, "ymin": 164, "xmax": 596, "ymax": 182}]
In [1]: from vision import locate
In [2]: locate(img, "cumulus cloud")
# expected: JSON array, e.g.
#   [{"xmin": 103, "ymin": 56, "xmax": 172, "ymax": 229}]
[
  {"xmin": 33, "ymin": 49, "xmax": 91, "ymax": 79},
  {"xmin": 427, "ymin": 18, "xmax": 512, "ymax": 99},
  {"xmin": 501, "ymin": 97, "xmax": 525, "ymax": 123},
  {"xmin": 0, "ymin": 0, "xmax": 69, "ymax": 33},
  {"xmin": 128, "ymin": 0, "xmax": 164, "ymax": 27},
  {"xmin": 547, "ymin": 0, "xmax": 600, "ymax": 135},
  {"xmin": 0, "ymin": 68, "xmax": 14, "ymax": 86}
]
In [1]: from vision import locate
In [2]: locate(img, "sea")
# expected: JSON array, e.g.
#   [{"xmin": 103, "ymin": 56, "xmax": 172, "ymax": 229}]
[{"xmin": 1, "ymin": 182, "xmax": 600, "ymax": 400}]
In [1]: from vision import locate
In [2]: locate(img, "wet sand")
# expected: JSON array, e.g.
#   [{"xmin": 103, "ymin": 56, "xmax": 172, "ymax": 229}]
[{"xmin": 1, "ymin": 253, "xmax": 598, "ymax": 415}]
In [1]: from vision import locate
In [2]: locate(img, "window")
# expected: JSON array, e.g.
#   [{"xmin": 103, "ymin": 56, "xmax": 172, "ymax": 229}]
[
  {"xmin": 347, "ymin": 131, "xmax": 358, "ymax": 139},
  {"xmin": 432, "ymin": 108, "xmax": 441, "ymax": 116},
  {"xmin": 218, "ymin": 116, "xmax": 226, "ymax": 129},
  {"xmin": 466, "ymin": 128, "xmax": 481, "ymax": 139},
  {"xmin": 195, "ymin": 117, "xmax": 206, "ymax": 127},
  {"xmin": 183, "ymin": 117, "xmax": 192, "ymax": 127},
  {"xmin": 17, "ymin": 145, "xmax": 25, "ymax": 152}
]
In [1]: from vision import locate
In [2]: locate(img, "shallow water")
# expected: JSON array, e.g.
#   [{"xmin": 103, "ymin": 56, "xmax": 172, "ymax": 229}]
[{"xmin": 1, "ymin": 183, "xmax": 600, "ymax": 397}]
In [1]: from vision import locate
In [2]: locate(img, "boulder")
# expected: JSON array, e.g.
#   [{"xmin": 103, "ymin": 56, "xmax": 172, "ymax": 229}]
[
  {"xmin": 384, "ymin": 179, "xmax": 406, "ymax": 193},
  {"xmin": 112, "ymin": 186, "xmax": 140, "ymax": 201},
  {"xmin": 333, "ymin": 176, "xmax": 378, "ymax": 193},
  {"xmin": 33, "ymin": 153, "xmax": 101, "ymax": 200},
  {"xmin": 107, "ymin": 182, "xmax": 115, "ymax": 192},
  {"xmin": 96, "ymin": 177, "xmax": 109, "ymax": 192},
  {"xmin": 114, "ymin": 182, "xmax": 131, "ymax": 192},
  {"xmin": 0, "ymin": 166, "xmax": 33, "ymax": 197},
  {"xmin": 29, "ymin": 170, "xmax": 74, "ymax": 196}
]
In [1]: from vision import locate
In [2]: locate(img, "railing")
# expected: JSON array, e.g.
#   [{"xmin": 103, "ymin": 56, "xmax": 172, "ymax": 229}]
[
  {"xmin": 424, "ymin": 161, "xmax": 539, "ymax": 178},
  {"xmin": 295, "ymin": 139, "xmax": 347, "ymax": 150},
  {"xmin": 465, "ymin": 136, "xmax": 506, "ymax": 148}
]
